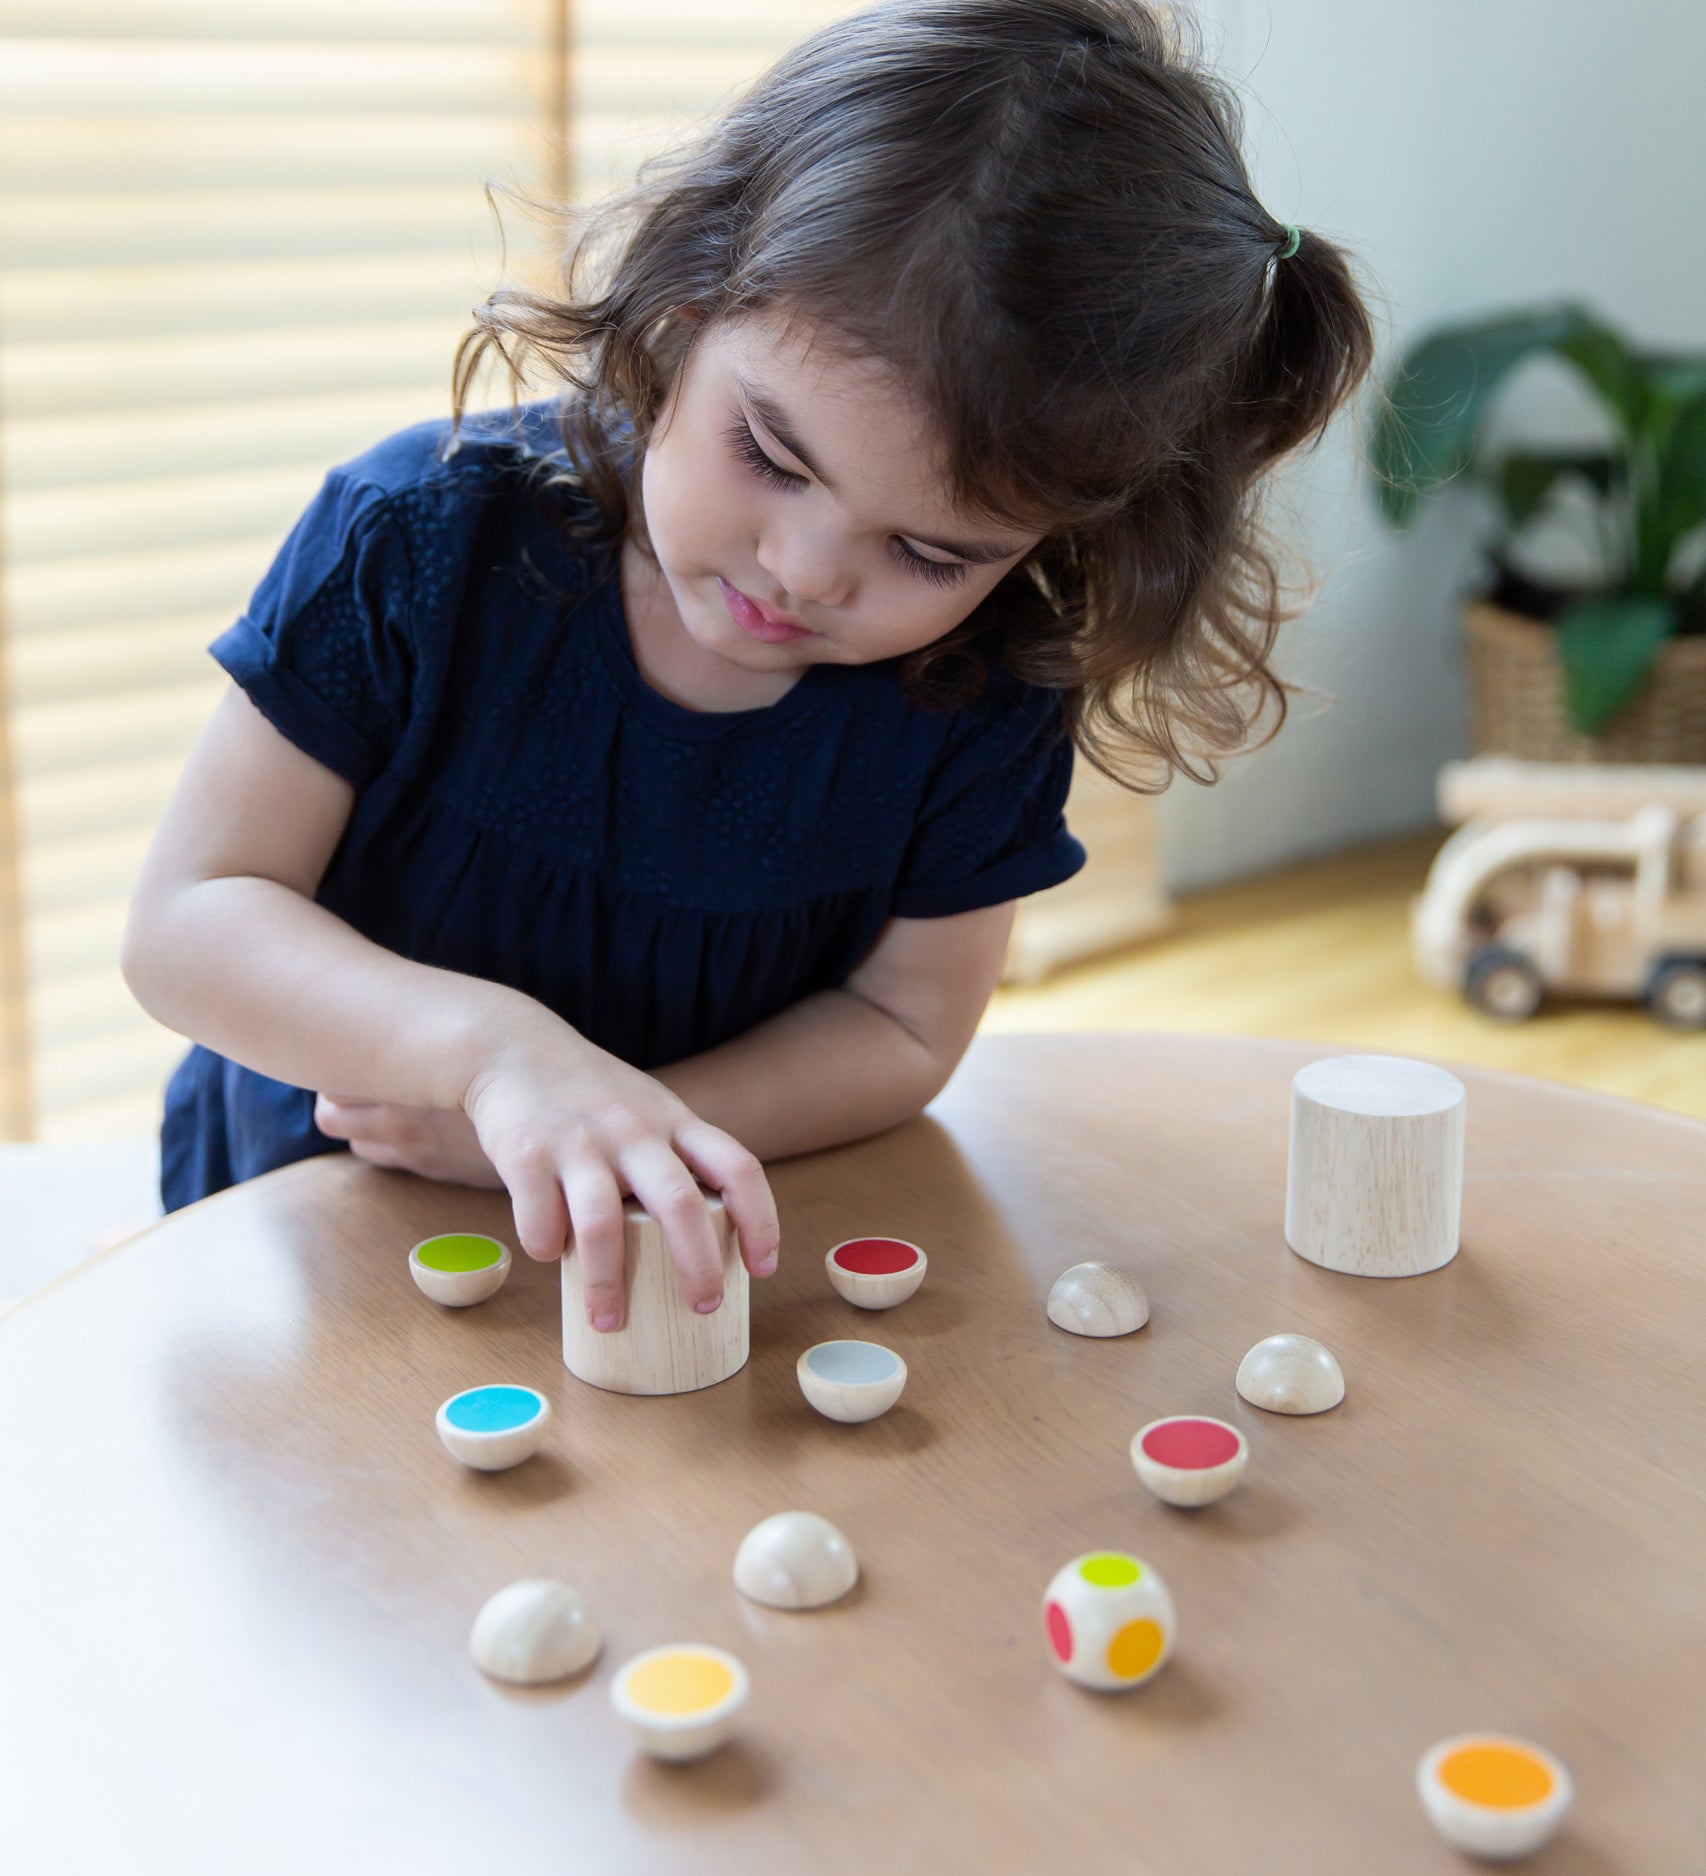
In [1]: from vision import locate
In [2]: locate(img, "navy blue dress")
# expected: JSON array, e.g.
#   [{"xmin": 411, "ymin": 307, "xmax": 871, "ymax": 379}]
[{"xmin": 160, "ymin": 400, "xmax": 1087, "ymax": 1211}]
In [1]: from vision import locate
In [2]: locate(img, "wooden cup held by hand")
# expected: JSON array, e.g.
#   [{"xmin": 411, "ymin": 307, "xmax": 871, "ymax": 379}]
[{"xmin": 560, "ymin": 1192, "xmax": 749, "ymax": 1395}]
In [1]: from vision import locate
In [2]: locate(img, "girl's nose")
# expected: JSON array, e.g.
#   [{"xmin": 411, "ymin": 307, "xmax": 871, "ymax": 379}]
[{"xmin": 755, "ymin": 527, "xmax": 853, "ymax": 610}]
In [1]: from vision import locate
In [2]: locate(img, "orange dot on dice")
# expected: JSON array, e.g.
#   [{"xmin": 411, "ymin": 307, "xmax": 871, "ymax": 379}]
[{"xmin": 1106, "ymin": 1618, "xmax": 1166, "ymax": 1680}]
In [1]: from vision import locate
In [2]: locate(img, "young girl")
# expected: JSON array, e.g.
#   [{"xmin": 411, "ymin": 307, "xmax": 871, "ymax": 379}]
[{"xmin": 122, "ymin": 0, "xmax": 1375, "ymax": 1333}]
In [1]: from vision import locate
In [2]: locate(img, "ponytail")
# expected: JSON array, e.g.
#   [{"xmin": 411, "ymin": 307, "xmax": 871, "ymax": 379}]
[{"xmin": 1236, "ymin": 226, "xmax": 1378, "ymax": 468}]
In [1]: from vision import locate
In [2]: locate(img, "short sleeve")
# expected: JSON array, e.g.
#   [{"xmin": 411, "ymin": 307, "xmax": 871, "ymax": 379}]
[
  {"xmin": 891, "ymin": 682, "xmax": 1088, "ymax": 918},
  {"xmin": 208, "ymin": 471, "xmax": 419, "ymax": 789}
]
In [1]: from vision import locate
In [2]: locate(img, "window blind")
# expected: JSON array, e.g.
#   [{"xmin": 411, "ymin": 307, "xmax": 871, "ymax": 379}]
[{"xmin": 0, "ymin": 0, "xmax": 857, "ymax": 1142}]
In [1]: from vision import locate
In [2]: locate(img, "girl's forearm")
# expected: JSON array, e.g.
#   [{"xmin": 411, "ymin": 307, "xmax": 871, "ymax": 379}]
[
  {"xmin": 123, "ymin": 874, "xmax": 556, "ymax": 1110},
  {"xmin": 129, "ymin": 876, "xmax": 952, "ymax": 1164},
  {"xmin": 650, "ymin": 986, "xmax": 952, "ymax": 1162}
]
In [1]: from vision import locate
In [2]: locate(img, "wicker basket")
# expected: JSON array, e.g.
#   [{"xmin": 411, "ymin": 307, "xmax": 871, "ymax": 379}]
[{"xmin": 1464, "ymin": 599, "xmax": 1706, "ymax": 763}]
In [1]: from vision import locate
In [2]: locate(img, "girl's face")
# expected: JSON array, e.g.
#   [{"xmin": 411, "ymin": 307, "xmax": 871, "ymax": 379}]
[{"xmin": 637, "ymin": 311, "xmax": 1040, "ymax": 678}]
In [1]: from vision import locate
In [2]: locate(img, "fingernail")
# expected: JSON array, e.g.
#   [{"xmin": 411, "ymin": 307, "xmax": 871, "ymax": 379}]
[
  {"xmin": 592, "ymin": 1311, "xmax": 620, "ymax": 1332},
  {"xmin": 694, "ymin": 1296, "xmax": 722, "ymax": 1314},
  {"xmin": 755, "ymin": 1253, "xmax": 778, "ymax": 1277}
]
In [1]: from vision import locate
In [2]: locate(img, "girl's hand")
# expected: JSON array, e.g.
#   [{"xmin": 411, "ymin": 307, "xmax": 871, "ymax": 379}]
[
  {"xmin": 313, "ymin": 1094, "xmax": 506, "ymax": 1188},
  {"xmin": 460, "ymin": 1028, "xmax": 780, "ymax": 1331}
]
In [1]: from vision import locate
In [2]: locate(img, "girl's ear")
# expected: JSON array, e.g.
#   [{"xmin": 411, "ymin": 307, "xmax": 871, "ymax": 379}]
[{"xmin": 677, "ymin": 303, "xmax": 709, "ymax": 327}]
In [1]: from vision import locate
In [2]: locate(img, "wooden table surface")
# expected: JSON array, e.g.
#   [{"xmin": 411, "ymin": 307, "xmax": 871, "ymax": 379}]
[{"xmin": 2, "ymin": 1034, "xmax": 1701, "ymax": 1874}]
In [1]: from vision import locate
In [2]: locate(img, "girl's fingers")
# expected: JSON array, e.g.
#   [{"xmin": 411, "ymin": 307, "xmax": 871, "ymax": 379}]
[
  {"xmin": 619, "ymin": 1138, "xmax": 728, "ymax": 1315},
  {"xmin": 562, "ymin": 1157, "xmax": 630, "ymax": 1331},
  {"xmin": 316, "ymin": 1094, "xmax": 397, "ymax": 1154},
  {"xmin": 674, "ymin": 1119, "xmax": 780, "ymax": 1279},
  {"xmin": 503, "ymin": 1147, "xmax": 571, "ymax": 1262},
  {"xmin": 347, "ymin": 1138, "xmax": 408, "ymax": 1170}
]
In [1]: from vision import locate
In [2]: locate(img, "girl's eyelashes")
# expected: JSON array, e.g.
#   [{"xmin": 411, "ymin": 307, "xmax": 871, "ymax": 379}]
[
  {"xmin": 727, "ymin": 415, "xmax": 805, "ymax": 491},
  {"xmin": 889, "ymin": 538, "xmax": 971, "ymax": 587},
  {"xmin": 726, "ymin": 411, "xmax": 970, "ymax": 589}
]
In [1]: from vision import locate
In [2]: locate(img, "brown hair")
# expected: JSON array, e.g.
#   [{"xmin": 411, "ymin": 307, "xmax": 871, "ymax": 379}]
[{"xmin": 451, "ymin": 0, "xmax": 1378, "ymax": 787}]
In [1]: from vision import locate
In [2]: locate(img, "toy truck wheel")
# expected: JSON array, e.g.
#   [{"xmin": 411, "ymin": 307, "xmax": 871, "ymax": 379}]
[
  {"xmin": 1647, "ymin": 958, "xmax": 1706, "ymax": 1030},
  {"xmin": 1464, "ymin": 946, "xmax": 1544, "ymax": 1021}
]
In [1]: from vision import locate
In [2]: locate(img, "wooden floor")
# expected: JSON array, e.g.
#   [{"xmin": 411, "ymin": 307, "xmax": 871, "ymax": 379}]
[{"xmin": 984, "ymin": 831, "xmax": 1706, "ymax": 1123}]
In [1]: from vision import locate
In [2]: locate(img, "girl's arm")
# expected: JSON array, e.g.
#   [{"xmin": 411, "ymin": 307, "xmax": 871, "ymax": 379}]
[
  {"xmin": 650, "ymin": 904, "xmax": 1017, "ymax": 1157},
  {"xmin": 125, "ymin": 688, "xmax": 524, "ymax": 1110},
  {"xmin": 123, "ymin": 685, "xmax": 779, "ymax": 1327},
  {"xmin": 318, "ymin": 904, "xmax": 1015, "ymax": 1173}
]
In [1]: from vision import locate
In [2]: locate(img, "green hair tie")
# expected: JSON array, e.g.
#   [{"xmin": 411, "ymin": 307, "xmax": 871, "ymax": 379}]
[{"xmin": 1275, "ymin": 224, "xmax": 1301, "ymax": 261}]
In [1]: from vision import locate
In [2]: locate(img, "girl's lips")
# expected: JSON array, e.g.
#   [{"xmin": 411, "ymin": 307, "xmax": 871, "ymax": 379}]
[{"xmin": 716, "ymin": 576, "xmax": 812, "ymax": 643}]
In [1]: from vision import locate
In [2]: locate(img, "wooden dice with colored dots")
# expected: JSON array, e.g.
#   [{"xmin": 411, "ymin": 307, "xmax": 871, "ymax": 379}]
[
  {"xmin": 825, "ymin": 1237, "xmax": 927, "ymax": 1308},
  {"xmin": 1042, "ymin": 1551, "xmax": 1174, "ymax": 1691},
  {"xmin": 1417, "ymin": 1735, "xmax": 1572, "ymax": 1860}
]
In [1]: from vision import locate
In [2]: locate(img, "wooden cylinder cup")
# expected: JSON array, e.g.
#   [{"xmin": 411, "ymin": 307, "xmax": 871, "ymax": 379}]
[
  {"xmin": 561, "ymin": 1193, "xmax": 748, "ymax": 1395},
  {"xmin": 1285, "ymin": 1054, "xmax": 1466, "ymax": 1278}
]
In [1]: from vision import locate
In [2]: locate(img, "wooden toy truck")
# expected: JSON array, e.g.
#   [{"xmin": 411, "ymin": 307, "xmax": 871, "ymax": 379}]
[{"xmin": 1412, "ymin": 759, "xmax": 1706, "ymax": 1026}]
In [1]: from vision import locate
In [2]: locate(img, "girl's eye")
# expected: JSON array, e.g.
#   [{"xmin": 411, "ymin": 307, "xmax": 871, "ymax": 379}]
[
  {"xmin": 890, "ymin": 538, "xmax": 971, "ymax": 588},
  {"xmin": 726, "ymin": 413, "xmax": 969, "ymax": 588},
  {"xmin": 727, "ymin": 416, "xmax": 806, "ymax": 491}
]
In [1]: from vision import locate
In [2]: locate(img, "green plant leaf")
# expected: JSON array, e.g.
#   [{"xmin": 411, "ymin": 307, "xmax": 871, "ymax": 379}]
[
  {"xmin": 1498, "ymin": 449, "xmax": 1618, "ymax": 527},
  {"xmin": 1554, "ymin": 595, "xmax": 1677, "ymax": 735},
  {"xmin": 1649, "ymin": 385, "xmax": 1706, "ymax": 584},
  {"xmin": 1555, "ymin": 321, "xmax": 1651, "ymax": 440},
  {"xmin": 1370, "ymin": 302, "xmax": 1604, "ymax": 528},
  {"xmin": 1644, "ymin": 357, "xmax": 1706, "ymax": 407}
]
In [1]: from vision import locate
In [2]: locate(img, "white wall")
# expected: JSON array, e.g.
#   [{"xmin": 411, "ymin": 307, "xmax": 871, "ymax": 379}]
[{"xmin": 1160, "ymin": 0, "xmax": 1706, "ymax": 890}]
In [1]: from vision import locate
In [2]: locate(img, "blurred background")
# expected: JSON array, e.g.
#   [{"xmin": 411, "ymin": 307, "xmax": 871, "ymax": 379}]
[{"xmin": 0, "ymin": 0, "xmax": 1701, "ymax": 1298}]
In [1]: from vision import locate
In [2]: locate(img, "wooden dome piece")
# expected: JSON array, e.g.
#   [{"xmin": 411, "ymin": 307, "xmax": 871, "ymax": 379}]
[
  {"xmin": 733, "ymin": 1511, "xmax": 858, "ymax": 1610},
  {"xmin": 1046, "ymin": 1262, "xmax": 1150, "ymax": 1338},
  {"xmin": 1235, "ymin": 1333, "xmax": 1345, "ymax": 1415},
  {"xmin": 469, "ymin": 1579, "xmax": 600, "ymax": 1685}
]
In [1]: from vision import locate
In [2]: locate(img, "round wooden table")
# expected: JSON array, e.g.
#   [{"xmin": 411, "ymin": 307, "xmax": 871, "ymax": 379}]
[{"xmin": 1, "ymin": 1035, "xmax": 1701, "ymax": 1873}]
